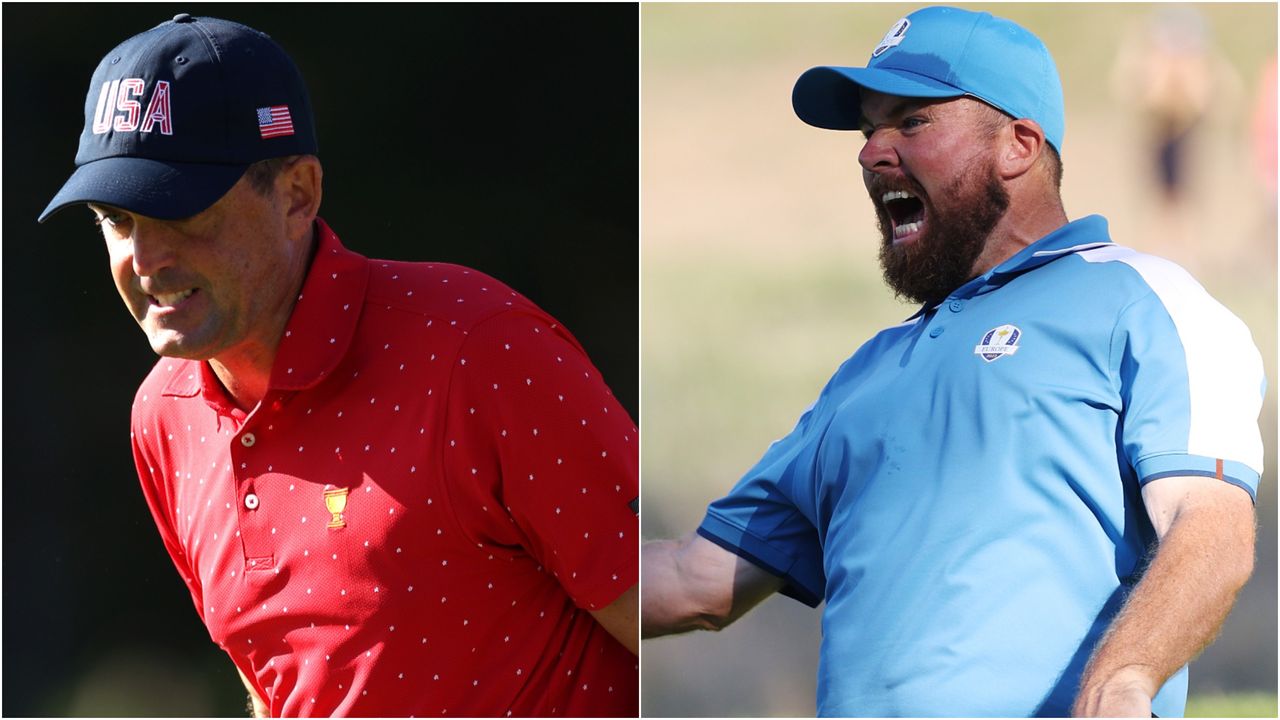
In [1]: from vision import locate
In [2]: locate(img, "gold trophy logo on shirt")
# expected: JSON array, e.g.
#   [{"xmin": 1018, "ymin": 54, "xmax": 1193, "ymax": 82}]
[{"xmin": 324, "ymin": 487, "xmax": 349, "ymax": 529}]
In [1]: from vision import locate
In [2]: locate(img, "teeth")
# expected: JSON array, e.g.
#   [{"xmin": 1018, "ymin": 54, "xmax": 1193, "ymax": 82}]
[
  {"xmin": 154, "ymin": 288, "xmax": 195, "ymax": 306},
  {"xmin": 894, "ymin": 221, "xmax": 922, "ymax": 238},
  {"xmin": 881, "ymin": 190, "xmax": 916, "ymax": 204}
]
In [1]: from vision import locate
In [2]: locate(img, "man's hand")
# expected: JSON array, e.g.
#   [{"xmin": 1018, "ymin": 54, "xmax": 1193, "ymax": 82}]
[
  {"xmin": 1072, "ymin": 666, "xmax": 1155, "ymax": 717},
  {"xmin": 642, "ymin": 532, "xmax": 783, "ymax": 638},
  {"xmin": 1072, "ymin": 475, "xmax": 1255, "ymax": 717}
]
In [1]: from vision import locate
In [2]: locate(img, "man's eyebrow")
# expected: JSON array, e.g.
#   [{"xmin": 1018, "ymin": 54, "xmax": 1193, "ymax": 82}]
[{"xmin": 859, "ymin": 99, "xmax": 930, "ymax": 129}]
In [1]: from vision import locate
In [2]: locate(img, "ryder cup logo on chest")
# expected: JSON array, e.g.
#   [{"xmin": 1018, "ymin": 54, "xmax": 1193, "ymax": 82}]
[{"xmin": 975, "ymin": 324, "xmax": 1022, "ymax": 362}]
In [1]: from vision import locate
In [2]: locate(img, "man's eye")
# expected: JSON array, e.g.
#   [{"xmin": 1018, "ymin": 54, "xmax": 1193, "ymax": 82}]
[
  {"xmin": 94, "ymin": 212, "xmax": 128, "ymax": 229},
  {"xmin": 902, "ymin": 117, "xmax": 926, "ymax": 129}
]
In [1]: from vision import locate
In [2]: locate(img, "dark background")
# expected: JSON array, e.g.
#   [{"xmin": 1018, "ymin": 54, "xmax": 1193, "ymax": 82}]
[{"xmin": 4, "ymin": 4, "xmax": 637, "ymax": 715}]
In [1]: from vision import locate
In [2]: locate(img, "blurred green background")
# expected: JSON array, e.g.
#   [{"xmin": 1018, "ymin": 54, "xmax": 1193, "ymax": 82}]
[
  {"xmin": 4, "ymin": 4, "xmax": 636, "ymax": 716},
  {"xmin": 641, "ymin": 3, "xmax": 1276, "ymax": 717}
]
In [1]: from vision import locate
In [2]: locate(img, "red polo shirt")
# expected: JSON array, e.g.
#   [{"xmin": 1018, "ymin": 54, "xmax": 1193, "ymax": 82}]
[{"xmin": 129, "ymin": 219, "xmax": 638, "ymax": 717}]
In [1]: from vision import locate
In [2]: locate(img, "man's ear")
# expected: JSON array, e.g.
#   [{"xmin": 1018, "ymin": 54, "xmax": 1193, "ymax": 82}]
[
  {"xmin": 996, "ymin": 118, "xmax": 1046, "ymax": 181},
  {"xmin": 278, "ymin": 155, "xmax": 323, "ymax": 240}
]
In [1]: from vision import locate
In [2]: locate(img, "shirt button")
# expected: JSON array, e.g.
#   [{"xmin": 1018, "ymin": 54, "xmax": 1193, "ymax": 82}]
[
  {"xmin": 929, "ymin": 326, "xmax": 945, "ymax": 338},
  {"xmin": 948, "ymin": 300, "xmax": 964, "ymax": 312},
  {"xmin": 241, "ymin": 433, "xmax": 256, "ymax": 448},
  {"xmin": 245, "ymin": 493, "xmax": 260, "ymax": 510}
]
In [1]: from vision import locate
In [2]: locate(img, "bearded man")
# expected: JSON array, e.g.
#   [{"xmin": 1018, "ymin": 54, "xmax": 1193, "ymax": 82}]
[{"xmin": 640, "ymin": 7, "xmax": 1263, "ymax": 718}]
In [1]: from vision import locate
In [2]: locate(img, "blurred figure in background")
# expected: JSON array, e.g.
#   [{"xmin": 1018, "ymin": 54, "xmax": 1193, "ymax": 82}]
[
  {"xmin": 1250, "ymin": 54, "xmax": 1277, "ymax": 215},
  {"xmin": 1109, "ymin": 5, "xmax": 1242, "ymax": 273}
]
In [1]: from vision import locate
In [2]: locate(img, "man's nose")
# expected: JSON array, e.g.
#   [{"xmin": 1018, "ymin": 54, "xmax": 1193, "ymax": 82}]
[
  {"xmin": 858, "ymin": 131, "xmax": 899, "ymax": 173},
  {"xmin": 129, "ymin": 220, "xmax": 178, "ymax": 277}
]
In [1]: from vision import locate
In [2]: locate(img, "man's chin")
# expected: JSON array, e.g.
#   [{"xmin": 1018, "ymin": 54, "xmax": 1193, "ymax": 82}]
[
  {"xmin": 878, "ymin": 228, "xmax": 955, "ymax": 305},
  {"xmin": 146, "ymin": 330, "xmax": 218, "ymax": 360}
]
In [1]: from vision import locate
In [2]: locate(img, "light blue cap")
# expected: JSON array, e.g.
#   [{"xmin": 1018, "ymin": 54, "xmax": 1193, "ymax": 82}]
[{"xmin": 792, "ymin": 6, "xmax": 1065, "ymax": 153}]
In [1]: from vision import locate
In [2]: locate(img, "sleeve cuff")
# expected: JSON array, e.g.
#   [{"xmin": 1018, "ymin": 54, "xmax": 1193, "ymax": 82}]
[
  {"xmin": 1135, "ymin": 453, "xmax": 1259, "ymax": 502},
  {"xmin": 697, "ymin": 511, "xmax": 824, "ymax": 608}
]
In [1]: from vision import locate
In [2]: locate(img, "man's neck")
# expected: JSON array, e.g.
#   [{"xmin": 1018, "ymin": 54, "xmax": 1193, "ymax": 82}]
[
  {"xmin": 209, "ymin": 353, "xmax": 275, "ymax": 412},
  {"xmin": 970, "ymin": 198, "xmax": 1069, "ymax": 278},
  {"xmin": 206, "ymin": 225, "xmax": 319, "ymax": 412}
]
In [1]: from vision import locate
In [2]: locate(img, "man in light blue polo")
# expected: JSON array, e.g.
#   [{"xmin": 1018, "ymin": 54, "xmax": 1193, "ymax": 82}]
[{"xmin": 641, "ymin": 7, "xmax": 1263, "ymax": 717}]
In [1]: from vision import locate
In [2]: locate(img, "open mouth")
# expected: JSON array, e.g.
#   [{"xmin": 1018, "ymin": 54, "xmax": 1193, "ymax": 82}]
[
  {"xmin": 150, "ymin": 288, "xmax": 198, "ymax": 308},
  {"xmin": 881, "ymin": 190, "xmax": 926, "ymax": 242}
]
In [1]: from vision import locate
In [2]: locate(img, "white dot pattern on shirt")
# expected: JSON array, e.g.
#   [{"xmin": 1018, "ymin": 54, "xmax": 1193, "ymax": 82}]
[{"xmin": 133, "ymin": 261, "xmax": 635, "ymax": 717}]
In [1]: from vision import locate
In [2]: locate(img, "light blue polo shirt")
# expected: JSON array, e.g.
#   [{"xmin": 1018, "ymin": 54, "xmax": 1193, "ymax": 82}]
[{"xmin": 698, "ymin": 215, "xmax": 1264, "ymax": 717}]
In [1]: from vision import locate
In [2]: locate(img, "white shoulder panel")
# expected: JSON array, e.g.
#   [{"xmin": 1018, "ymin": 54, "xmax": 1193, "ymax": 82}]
[{"xmin": 1079, "ymin": 246, "xmax": 1265, "ymax": 474}]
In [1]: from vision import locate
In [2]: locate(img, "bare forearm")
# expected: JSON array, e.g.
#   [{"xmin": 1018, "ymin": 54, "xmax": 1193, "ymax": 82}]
[
  {"xmin": 641, "ymin": 533, "xmax": 783, "ymax": 638},
  {"xmin": 642, "ymin": 538, "xmax": 720, "ymax": 637},
  {"xmin": 1073, "ymin": 498, "xmax": 1254, "ymax": 715}
]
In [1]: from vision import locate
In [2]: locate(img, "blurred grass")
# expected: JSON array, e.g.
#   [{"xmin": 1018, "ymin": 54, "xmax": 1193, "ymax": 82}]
[
  {"xmin": 1185, "ymin": 692, "xmax": 1278, "ymax": 718},
  {"xmin": 643, "ymin": 251, "xmax": 900, "ymax": 531}
]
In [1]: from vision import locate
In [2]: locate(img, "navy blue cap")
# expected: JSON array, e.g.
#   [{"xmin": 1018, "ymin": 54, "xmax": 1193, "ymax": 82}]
[
  {"xmin": 39, "ymin": 13, "xmax": 317, "ymax": 222},
  {"xmin": 792, "ymin": 7, "xmax": 1065, "ymax": 153}
]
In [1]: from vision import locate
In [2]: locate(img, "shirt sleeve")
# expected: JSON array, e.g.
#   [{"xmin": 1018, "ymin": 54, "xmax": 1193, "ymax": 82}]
[
  {"xmin": 442, "ymin": 308, "xmax": 638, "ymax": 611},
  {"xmin": 130, "ymin": 407, "xmax": 206, "ymax": 622},
  {"xmin": 1113, "ymin": 270, "xmax": 1266, "ymax": 500},
  {"xmin": 699, "ymin": 395, "xmax": 829, "ymax": 608}
]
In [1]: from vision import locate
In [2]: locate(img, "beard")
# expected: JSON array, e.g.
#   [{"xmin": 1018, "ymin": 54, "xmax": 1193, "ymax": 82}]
[{"xmin": 873, "ymin": 161, "xmax": 1010, "ymax": 307}]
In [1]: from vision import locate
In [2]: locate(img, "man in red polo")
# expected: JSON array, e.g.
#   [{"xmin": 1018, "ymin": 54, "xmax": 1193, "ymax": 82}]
[{"xmin": 39, "ymin": 15, "xmax": 637, "ymax": 717}]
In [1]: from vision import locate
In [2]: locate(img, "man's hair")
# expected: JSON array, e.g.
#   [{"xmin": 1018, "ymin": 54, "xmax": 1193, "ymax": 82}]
[
  {"xmin": 971, "ymin": 102, "xmax": 1063, "ymax": 191},
  {"xmin": 1043, "ymin": 146, "xmax": 1063, "ymax": 190},
  {"xmin": 242, "ymin": 155, "xmax": 300, "ymax": 196}
]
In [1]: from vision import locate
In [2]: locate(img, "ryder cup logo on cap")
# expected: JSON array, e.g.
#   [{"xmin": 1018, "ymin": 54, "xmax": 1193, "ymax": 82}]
[
  {"xmin": 872, "ymin": 18, "xmax": 910, "ymax": 58},
  {"xmin": 791, "ymin": 6, "xmax": 1065, "ymax": 153},
  {"xmin": 39, "ymin": 13, "xmax": 318, "ymax": 223}
]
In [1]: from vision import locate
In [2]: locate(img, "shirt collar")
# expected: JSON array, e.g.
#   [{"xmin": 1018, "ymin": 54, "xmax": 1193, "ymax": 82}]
[
  {"xmin": 907, "ymin": 214, "xmax": 1112, "ymax": 320},
  {"xmin": 269, "ymin": 217, "xmax": 370, "ymax": 391},
  {"xmin": 160, "ymin": 217, "xmax": 370, "ymax": 400},
  {"xmin": 981, "ymin": 214, "xmax": 1111, "ymax": 282}
]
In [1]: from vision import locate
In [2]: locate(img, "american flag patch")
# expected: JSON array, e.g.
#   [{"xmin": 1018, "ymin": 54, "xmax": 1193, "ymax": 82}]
[{"xmin": 256, "ymin": 105, "xmax": 294, "ymax": 139}]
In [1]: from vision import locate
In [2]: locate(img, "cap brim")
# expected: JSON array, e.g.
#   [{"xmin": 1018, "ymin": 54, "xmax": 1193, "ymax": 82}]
[
  {"xmin": 792, "ymin": 66, "xmax": 965, "ymax": 130},
  {"xmin": 38, "ymin": 156, "xmax": 248, "ymax": 223}
]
